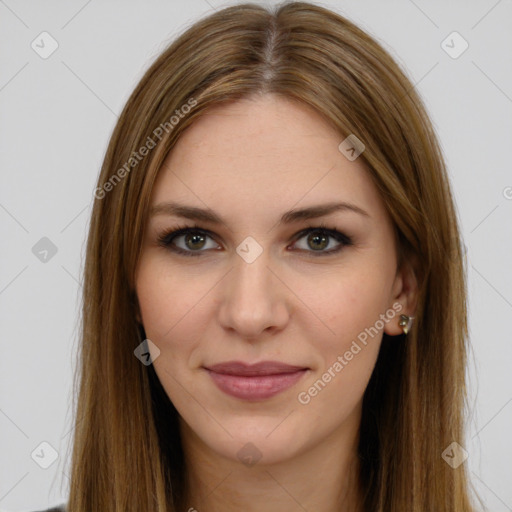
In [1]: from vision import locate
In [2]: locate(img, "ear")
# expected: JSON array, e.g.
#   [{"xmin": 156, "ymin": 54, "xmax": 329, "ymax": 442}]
[{"xmin": 384, "ymin": 255, "xmax": 419, "ymax": 336}]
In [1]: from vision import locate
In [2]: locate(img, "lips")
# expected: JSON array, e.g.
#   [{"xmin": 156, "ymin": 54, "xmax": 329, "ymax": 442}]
[
  {"xmin": 206, "ymin": 360, "xmax": 307, "ymax": 376},
  {"xmin": 204, "ymin": 360, "xmax": 308, "ymax": 400}
]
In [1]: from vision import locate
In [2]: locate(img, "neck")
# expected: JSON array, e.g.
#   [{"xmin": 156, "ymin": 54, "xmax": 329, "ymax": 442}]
[{"xmin": 179, "ymin": 410, "xmax": 364, "ymax": 512}]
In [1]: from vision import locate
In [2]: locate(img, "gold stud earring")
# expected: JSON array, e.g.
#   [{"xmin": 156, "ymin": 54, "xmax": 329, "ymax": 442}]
[{"xmin": 399, "ymin": 314, "xmax": 415, "ymax": 335}]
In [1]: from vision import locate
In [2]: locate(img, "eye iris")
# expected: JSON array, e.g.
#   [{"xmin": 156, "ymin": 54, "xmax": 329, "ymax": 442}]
[
  {"xmin": 308, "ymin": 232, "xmax": 328, "ymax": 251},
  {"xmin": 185, "ymin": 232, "xmax": 206, "ymax": 250}
]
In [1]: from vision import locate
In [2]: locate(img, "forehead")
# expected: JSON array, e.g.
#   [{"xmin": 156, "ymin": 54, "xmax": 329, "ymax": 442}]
[{"xmin": 150, "ymin": 95, "xmax": 387, "ymax": 224}]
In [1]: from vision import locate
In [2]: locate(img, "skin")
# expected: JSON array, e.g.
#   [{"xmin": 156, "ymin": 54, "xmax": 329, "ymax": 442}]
[{"xmin": 135, "ymin": 93, "xmax": 418, "ymax": 511}]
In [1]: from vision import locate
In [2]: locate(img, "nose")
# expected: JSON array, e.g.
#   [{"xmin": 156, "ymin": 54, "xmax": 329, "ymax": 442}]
[{"xmin": 218, "ymin": 247, "xmax": 291, "ymax": 340}]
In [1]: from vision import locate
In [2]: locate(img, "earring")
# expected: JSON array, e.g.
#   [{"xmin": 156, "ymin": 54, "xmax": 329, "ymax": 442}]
[{"xmin": 399, "ymin": 314, "xmax": 415, "ymax": 335}]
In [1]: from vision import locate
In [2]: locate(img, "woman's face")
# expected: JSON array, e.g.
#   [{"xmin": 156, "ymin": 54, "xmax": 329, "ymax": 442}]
[{"xmin": 135, "ymin": 94, "xmax": 413, "ymax": 466}]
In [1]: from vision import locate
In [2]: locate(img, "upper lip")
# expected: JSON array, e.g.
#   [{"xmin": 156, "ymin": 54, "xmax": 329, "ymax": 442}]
[{"xmin": 205, "ymin": 360, "xmax": 308, "ymax": 376}]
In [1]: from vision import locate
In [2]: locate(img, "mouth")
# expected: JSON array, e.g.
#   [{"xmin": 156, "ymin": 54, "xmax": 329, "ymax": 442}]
[{"xmin": 203, "ymin": 361, "xmax": 309, "ymax": 401}]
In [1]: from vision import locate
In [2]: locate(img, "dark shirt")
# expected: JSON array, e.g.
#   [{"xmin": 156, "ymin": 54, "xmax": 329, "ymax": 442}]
[{"xmin": 33, "ymin": 505, "xmax": 66, "ymax": 512}]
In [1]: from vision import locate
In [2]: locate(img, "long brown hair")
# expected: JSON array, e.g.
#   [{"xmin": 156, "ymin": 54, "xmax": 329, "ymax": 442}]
[{"xmin": 67, "ymin": 2, "xmax": 479, "ymax": 510}]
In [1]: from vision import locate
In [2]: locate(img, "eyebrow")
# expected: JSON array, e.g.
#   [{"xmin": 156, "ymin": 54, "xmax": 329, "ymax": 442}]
[{"xmin": 149, "ymin": 201, "xmax": 370, "ymax": 226}]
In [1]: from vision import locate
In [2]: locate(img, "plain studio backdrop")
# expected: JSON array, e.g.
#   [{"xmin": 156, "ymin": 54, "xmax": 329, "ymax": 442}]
[{"xmin": 0, "ymin": 1, "xmax": 511, "ymax": 511}]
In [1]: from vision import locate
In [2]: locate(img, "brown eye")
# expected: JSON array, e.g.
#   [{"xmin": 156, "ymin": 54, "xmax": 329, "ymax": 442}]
[
  {"xmin": 183, "ymin": 232, "xmax": 207, "ymax": 250},
  {"xmin": 306, "ymin": 232, "xmax": 329, "ymax": 251},
  {"xmin": 157, "ymin": 227, "xmax": 220, "ymax": 257},
  {"xmin": 157, "ymin": 225, "xmax": 353, "ymax": 258},
  {"xmin": 291, "ymin": 227, "xmax": 353, "ymax": 256}
]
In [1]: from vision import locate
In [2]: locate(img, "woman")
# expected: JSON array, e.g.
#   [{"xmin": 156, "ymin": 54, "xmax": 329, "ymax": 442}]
[{"xmin": 40, "ymin": 1, "xmax": 480, "ymax": 510}]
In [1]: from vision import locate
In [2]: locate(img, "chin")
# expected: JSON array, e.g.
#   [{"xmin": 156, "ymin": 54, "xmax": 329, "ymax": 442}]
[{"xmin": 183, "ymin": 414, "xmax": 309, "ymax": 467}]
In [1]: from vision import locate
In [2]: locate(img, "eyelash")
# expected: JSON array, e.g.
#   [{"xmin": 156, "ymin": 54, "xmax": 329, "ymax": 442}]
[{"xmin": 156, "ymin": 222, "xmax": 353, "ymax": 258}]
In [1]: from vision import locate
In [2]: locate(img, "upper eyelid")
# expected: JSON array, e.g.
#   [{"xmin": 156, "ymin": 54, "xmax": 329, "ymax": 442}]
[
  {"xmin": 163, "ymin": 225, "xmax": 345, "ymax": 239},
  {"xmin": 160, "ymin": 225, "xmax": 351, "ymax": 249}
]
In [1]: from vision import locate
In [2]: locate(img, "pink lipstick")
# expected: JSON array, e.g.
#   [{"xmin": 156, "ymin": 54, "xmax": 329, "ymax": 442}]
[{"xmin": 204, "ymin": 361, "xmax": 308, "ymax": 401}]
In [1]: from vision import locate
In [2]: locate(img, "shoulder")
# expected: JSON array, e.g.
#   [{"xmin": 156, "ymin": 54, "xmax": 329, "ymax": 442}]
[
  {"xmin": 0, "ymin": 508, "xmax": 66, "ymax": 512},
  {"xmin": 30, "ymin": 505, "xmax": 67, "ymax": 512}
]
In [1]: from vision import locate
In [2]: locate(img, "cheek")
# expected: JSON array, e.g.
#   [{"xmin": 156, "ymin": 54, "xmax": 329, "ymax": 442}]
[
  {"xmin": 299, "ymin": 270, "xmax": 392, "ymax": 403},
  {"xmin": 136, "ymin": 256, "xmax": 208, "ymax": 342},
  {"xmin": 136, "ymin": 259, "xmax": 207, "ymax": 400},
  {"xmin": 316, "ymin": 271, "xmax": 390, "ymax": 349}
]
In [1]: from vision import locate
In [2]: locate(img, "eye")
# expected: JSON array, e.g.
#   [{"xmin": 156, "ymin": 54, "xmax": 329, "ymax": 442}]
[
  {"xmin": 156, "ymin": 224, "xmax": 220, "ymax": 257},
  {"xmin": 290, "ymin": 224, "xmax": 353, "ymax": 256},
  {"xmin": 156, "ymin": 223, "xmax": 353, "ymax": 257}
]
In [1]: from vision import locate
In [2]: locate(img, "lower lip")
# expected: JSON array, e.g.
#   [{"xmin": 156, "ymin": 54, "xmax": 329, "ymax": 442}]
[{"xmin": 205, "ymin": 369, "xmax": 308, "ymax": 401}]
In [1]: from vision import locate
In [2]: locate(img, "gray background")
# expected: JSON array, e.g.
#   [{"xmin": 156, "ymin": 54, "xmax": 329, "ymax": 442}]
[{"xmin": 1, "ymin": 0, "xmax": 511, "ymax": 510}]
